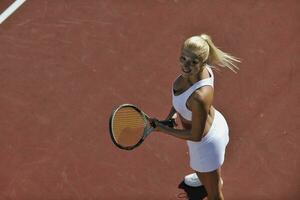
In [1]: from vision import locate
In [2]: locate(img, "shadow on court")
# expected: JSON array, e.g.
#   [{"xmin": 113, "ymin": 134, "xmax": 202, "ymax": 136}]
[{"xmin": 177, "ymin": 181, "xmax": 207, "ymax": 200}]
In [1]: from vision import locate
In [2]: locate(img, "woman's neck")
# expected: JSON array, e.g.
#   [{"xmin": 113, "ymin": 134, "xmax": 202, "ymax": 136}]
[{"xmin": 186, "ymin": 67, "xmax": 205, "ymax": 85}]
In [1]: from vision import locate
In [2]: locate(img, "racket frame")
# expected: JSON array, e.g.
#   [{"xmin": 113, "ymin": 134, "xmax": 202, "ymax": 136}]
[{"xmin": 109, "ymin": 104, "xmax": 153, "ymax": 151}]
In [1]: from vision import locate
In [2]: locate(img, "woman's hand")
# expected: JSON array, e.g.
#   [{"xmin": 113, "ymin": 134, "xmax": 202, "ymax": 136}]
[{"xmin": 149, "ymin": 118, "xmax": 163, "ymax": 132}]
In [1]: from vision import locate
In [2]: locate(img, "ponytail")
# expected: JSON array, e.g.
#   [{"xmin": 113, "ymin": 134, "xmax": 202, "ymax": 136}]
[{"xmin": 184, "ymin": 34, "xmax": 241, "ymax": 73}]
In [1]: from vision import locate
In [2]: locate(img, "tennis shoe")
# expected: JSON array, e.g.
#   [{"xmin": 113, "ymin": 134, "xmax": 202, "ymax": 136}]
[
  {"xmin": 184, "ymin": 173, "xmax": 224, "ymax": 187},
  {"xmin": 184, "ymin": 173, "xmax": 202, "ymax": 187}
]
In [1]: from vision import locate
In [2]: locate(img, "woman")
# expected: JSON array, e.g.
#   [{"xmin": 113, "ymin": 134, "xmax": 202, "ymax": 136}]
[{"xmin": 151, "ymin": 34, "xmax": 240, "ymax": 200}]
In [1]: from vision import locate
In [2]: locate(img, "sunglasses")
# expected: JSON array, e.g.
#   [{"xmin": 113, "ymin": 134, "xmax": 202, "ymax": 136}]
[{"xmin": 179, "ymin": 56, "xmax": 201, "ymax": 66}]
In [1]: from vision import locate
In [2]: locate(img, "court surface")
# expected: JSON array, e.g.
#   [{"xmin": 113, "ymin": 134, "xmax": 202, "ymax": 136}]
[{"xmin": 0, "ymin": 1, "xmax": 299, "ymax": 199}]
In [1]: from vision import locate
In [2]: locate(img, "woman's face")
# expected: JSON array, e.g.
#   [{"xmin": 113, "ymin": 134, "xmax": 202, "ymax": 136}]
[{"xmin": 179, "ymin": 48, "xmax": 203, "ymax": 78}]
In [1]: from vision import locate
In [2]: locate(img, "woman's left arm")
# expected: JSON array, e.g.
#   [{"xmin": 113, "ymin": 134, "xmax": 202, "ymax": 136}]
[{"xmin": 153, "ymin": 90, "xmax": 210, "ymax": 142}]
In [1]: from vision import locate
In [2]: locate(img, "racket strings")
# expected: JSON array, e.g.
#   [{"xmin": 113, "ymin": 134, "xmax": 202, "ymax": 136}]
[
  {"xmin": 112, "ymin": 107, "xmax": 146, "ymax": 147},
  {"xmin": 113, "ymin": 109, "xmax": 145, "ymax": 130}
]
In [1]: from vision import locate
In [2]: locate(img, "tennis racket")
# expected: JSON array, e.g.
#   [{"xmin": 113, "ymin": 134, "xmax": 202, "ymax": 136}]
[{"xmin": 109, "ymin": 104, "xmax": 175, "ymax": 151}]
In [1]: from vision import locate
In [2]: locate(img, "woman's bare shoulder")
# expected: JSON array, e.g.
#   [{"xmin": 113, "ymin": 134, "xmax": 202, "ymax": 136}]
[{"xmin": 192, "ymin": 87, "xmax": 214, "ymax": 104}]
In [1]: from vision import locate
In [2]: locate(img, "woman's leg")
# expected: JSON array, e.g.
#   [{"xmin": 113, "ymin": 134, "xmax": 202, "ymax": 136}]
[{"xmin": 196, "ymin": 167, "xmax": 224, "ymax": 200}]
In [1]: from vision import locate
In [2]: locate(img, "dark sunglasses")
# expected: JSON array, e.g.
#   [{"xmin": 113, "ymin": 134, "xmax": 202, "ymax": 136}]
[{"xmin": 179, "ymin": 56, "xmax": 201, "ymax": 65}]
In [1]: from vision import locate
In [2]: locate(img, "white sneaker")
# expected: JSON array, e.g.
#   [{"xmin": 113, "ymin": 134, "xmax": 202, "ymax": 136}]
[
  {"xmin": 184, "ymin": 173, "xmax": 224, "ymax": 187},
  {"xmin": 184, "ymin": 173, "xmax": 202, "ymax": 187}
]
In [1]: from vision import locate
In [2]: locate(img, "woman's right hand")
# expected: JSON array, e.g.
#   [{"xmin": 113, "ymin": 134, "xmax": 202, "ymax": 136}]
[{"xmin": 168, "ymin": 113, "xmax": 178, "ymax": 128}]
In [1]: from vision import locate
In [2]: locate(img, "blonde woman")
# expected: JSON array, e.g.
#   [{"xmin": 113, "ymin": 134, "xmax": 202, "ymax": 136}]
[{"xmin": 151, "ymin": 34, "xmax": 240, "ymax": 200}]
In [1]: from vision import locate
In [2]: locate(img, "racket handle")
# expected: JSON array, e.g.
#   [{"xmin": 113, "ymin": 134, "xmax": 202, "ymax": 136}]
[
  {"xmin": 160, "ymin": 119, "xmax": 176, "ymax": 128},
  {"xmin": 150, "ymin": 121, "xmax": 157, "ymax": 128},
  {"xmin": 150, "ymin": 119, "xmax": 175, "ymax": 128}
]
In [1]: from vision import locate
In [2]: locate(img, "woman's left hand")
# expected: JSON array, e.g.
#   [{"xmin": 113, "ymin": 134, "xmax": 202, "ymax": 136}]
[{"xmin": 149, "ymin": 118, "xmax": 163, "ymax": 132}]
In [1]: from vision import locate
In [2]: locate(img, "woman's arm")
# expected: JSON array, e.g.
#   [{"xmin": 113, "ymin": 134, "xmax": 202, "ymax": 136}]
[
  {"xmin": 165, "ymin": 106, "xmax": 176, "ymax": 120},
  {"xmin": 154, "ymin": 122, "xmax": 195, "ymax": 140},
  {"xmin": 154, "ymin": 90, "xmax": 210, "ymax": 142}
]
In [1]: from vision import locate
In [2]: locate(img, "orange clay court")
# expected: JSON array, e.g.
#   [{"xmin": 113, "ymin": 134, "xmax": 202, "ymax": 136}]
[{"xmin": 0, "ymin": 1, "xmax": 299, "ymax": 200}]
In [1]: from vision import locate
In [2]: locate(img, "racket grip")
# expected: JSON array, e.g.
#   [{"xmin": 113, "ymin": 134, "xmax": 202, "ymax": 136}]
[
  {"xmin": 150, "ymin": 119, "xmax": 175, "ymax": 128},
  {"xmin": 160, "ymin": 119, "xmax": 176, "ymax": 128},
  {"xmin": 150, "ymin": 121, "xmax": 157, "ymax": 128}
]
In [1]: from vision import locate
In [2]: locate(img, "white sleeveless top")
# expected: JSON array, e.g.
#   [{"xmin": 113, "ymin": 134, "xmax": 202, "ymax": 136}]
[{"xmin": 172, "ymin": 65, "xmax": 214, "ymax": 121}]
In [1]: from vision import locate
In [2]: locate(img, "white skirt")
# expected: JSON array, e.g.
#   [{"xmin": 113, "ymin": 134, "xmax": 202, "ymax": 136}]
[{"xmin": 187, "ymin": 109, "xmax": 229, "ymax": 172}]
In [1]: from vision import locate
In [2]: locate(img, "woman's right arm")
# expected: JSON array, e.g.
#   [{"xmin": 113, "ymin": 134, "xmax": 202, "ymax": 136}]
[{"xmin": 165, "ymin": 106, "xmax": 176, "ymax": 120}]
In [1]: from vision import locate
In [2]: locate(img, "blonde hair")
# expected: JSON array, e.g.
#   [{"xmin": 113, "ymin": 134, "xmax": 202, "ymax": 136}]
[{"xmin": 183, "ymin": 34, "xmax": 241, "ymax": 73}]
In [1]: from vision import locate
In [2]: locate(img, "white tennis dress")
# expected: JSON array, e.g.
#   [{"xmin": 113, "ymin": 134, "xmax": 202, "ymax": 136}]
[{"xmin": 172, "ymin": 65, "xmax": 229, "ymax": 172}]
